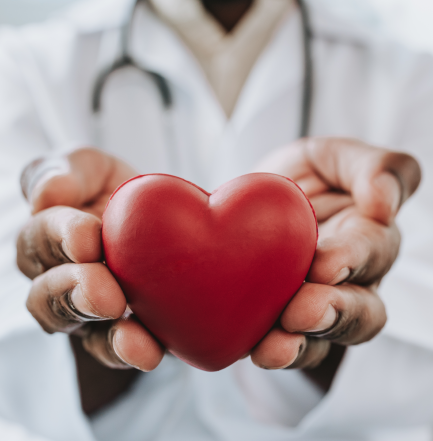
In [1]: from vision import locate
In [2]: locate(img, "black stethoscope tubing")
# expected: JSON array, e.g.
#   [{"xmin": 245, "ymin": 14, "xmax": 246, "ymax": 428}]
[{"xmin": 92, "ymin": 0, "xmax": 313, "ymax": 138}]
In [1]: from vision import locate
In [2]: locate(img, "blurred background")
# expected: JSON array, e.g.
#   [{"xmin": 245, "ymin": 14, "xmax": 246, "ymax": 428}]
[{"xmin": 0, "ymin": 0, "xmax": 433, "ymax": 53}]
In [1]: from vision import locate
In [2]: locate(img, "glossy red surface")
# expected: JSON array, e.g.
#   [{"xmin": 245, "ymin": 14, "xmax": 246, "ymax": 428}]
[{"xmin": 102, "ymin": 173, "xmax": 317, "ymax": 371}]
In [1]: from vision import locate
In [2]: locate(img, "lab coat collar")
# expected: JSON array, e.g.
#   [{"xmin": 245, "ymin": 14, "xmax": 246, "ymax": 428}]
[
  {"xmin": 131, "ymin": 2, "xmax": 220, "ymax": 106},
  {"xmin": 62, "ymin": 0, "xmax": 135, "ymax": 33},
  {"xmin": 230, "ymin": 6, "xmax": 304, "ymax": 133}
]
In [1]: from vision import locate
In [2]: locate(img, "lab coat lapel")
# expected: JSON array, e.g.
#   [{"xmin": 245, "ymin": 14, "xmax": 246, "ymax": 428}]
[
  {"xmin": 230, "ymin": 7, "xmax": 304, "ymax": 136},
  {"xmin": 204, "ymin": 8, "xmax": 304, "ymax": 189},
  {"xmin": 127, "ymin": 2, "xmax": 227, "ymax": 189}
]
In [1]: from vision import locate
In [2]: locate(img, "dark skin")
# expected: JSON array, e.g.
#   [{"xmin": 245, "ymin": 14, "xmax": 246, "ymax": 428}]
[
  {"xmin": 18, "ymin": 3, "xmax": 420, "ymax": 417},
  {"xmin": 202, "ymin": 0, "xmax": 254, "ymax": 32}
]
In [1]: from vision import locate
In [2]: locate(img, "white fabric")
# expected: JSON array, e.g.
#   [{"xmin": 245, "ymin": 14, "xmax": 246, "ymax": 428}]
[
  {"xmin": 149, "ymin": 0, "xmax": 294, "ymax": 117},
  {"xmin": 0, "ymin": 0, "xmax": 433, "ymax": 440}
]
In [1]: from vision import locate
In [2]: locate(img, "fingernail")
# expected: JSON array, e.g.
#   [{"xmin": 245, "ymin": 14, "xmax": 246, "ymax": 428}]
[
  {"xmin": 328, "ymin": 267, "xmax": 350, "ymax": 285},
  {"xmin": 61, "ymin": 240, "xmax": 78, "ymax": 263},
  {"xmin": 112, "ymin": 331, "xmax": 146, "ymax": 371},
  {"xmin": 373, "ymin": 173, "xmax": 401, "ymax": 219},
  {"xmin": 277, "ymin": 351, "xmax": 300, "ymax": 369},
  {"xmin": 69, "ymin": 285, "xmax": 101, "ymax": 319},
  {"xmin": 308, "ymin": 305, "xmax": 338, "ymax": 333},
  {"xmin": 111, "ymin": 330, "xmax": 128, "ymax": 364},
  {"xmin": 259, "ymin": 346, "xmax": 301, "ymax": 370}
]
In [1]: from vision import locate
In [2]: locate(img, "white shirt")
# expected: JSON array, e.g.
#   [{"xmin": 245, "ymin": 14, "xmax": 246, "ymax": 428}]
[
  {"xmin": 0, "ymin": 0, "xmax": 433, "ymax": 440},
  {"xmin": 149, "ymin": 0, "xmax": 294, "ymax": 116}
]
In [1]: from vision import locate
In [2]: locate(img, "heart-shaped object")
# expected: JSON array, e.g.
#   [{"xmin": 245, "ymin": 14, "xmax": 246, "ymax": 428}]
[{"xmin": 102, "ymin": 173, "xmax": 317, "ymax": 371}]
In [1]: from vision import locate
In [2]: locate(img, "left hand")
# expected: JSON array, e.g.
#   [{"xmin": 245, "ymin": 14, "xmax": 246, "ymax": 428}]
[{"xmin": 249, "ymin": 137, "xmax": 421, "ymax": 370}]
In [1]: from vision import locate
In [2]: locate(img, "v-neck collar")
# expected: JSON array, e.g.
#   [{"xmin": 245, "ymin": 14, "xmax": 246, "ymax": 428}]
[
  {"xmin": 148, "ymin": 0, "xmax": 295, "ymax": 117},
  {"xmin": 128, "ymin": 1, "xmax": 304, "ymax": 134}
]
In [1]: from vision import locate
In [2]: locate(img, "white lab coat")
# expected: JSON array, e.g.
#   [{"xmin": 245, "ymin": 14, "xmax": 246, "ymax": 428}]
[{"xmin": 0, "ymin": 0, "xmax": 433, "ymax": 440}]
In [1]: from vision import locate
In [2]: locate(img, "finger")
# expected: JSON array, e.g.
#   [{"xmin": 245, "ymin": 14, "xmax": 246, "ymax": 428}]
[
  {"xmin": 17, "ymin": 206, "xmax": 101, "ymax": 279},
  {"xmin": 303, "ymin": 137, "xmax": 421, "ymax": 225},
  {"xmin": 27, "ymin": 263, "xmax": 126, "ymax": 334},
  {"xmin": 252, "ymin": 143, "xmax": 311, "ymax": 180},
  {"xmin": 250, "ymin": 328, "xmax": 330, "ymax": 370},
  {"xmin": 307, "ymin": 206, "xmax": 401, "ymax": 286},
  {"xmin": 20, "ymin": 147, "xmax": 136, "ymax": 214},
  {"xmin": 82, "ymin": 316, "xmax": 165, "ymax": 371},
  {"xmin": 309, "ymin": 192, "xmax": 353, "ymax": 223},
  {"xmin": 281, "ymin": 282, "xmax": 387, "ymax": 345},
  {"xmin": 252, "ymin": 144, "xmax": 329, "ymax": 196}
]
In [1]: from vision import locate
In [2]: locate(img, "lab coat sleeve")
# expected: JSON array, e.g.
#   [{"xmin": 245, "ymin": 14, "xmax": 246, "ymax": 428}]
[
  {"xmin": 304, "ymin": 43, "xmax": 433, "ymax": 432},
  {"xmin": 0, "ymin": 25, "xmax": 52, "ymax": 337},
  {"xmin": 377, "ymin": 48, "xmax": 433, "ymax": 351},
  {"xmin": 0, "ymin": 419, "xmax": 57, "ymax": 441},
  {"xmin": 0, "ymin": 27, "xmax": 66, "ymax": 441},
  {"xmin": 0, "ymin": 25, "xmax": 99, "ymax": 441}
]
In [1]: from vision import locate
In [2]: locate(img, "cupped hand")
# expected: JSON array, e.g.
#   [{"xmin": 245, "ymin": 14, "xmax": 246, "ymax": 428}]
[
  {"xmin": 17, "ymin": 148, "xmax": 165, "ymax": 372},
  {"xmin": 250, "ymin": 138, "xmax": 421, "ymax": 370},
  {"xmin": 17, "ymin": 139, "xmax": 422, "ymax": 376}
]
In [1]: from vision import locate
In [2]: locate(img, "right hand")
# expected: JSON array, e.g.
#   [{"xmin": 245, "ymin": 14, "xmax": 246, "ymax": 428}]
[{"xmin": 17, "ymin": 148, "xmax": 165, "ymax": 371}]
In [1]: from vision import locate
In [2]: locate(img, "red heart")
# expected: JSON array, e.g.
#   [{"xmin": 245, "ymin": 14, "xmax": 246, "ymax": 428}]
[{"xmin": 102, "ymin": 173, "xmax": 317, "ymax": 371}]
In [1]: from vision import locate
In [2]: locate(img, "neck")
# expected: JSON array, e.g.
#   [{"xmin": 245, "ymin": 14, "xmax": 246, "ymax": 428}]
[{"xmin": 201, "ymin": 0, "xmax": 254, "ymax": 32}]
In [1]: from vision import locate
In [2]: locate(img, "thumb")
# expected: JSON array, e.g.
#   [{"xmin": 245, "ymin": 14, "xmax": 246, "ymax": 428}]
[
  {"xmin": 21, "ymin": 148, "xmax": 132, "ymax": 214},
  {"xmin": 353, "ymin": 152, "xmax": 421, "ymax": 225},
  {"xmin": 304, "ymin": 138, "xmax": 421, "ymax": 225}
]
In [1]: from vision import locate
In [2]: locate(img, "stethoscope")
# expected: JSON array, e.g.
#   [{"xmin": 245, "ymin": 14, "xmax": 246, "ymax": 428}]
[{"xmin": 92, "ymin": 0, "xmax": 313, "ymax": 139}]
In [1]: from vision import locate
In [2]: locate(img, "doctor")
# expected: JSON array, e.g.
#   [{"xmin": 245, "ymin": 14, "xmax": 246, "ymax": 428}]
[{"xmin": 1, "ymin": 0, "xmax": 433, "ymax": 440}]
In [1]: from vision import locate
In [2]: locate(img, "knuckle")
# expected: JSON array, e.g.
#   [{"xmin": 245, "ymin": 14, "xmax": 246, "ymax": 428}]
[
  {"xmin": 322, "ymin": 310, "xmax": 363, "ymax": 344},
  {"xmin": 305, "ymin": 136, "xmax": 335, "ymax": 160},
  {"xmin": 285, "ymin": 339, "xmax": 308, "ymax": 369},
  {"xmin": 363, "ymin": 302, "xmax": 387, "ymax": 342},
  {"xmin": 287, "ymin": 338, "xmax": 331, "ymax": 370},
  {"xmin": 26, "ymin": 289, "xmax": 58, "ymax": 335},
  {"xmin": 16, "ymin": 208, "xmax": 76, "ymax": 280},
  {"xmin": 323, "ymin": 292, "xmax": 386, "ymax": 345},
  {"xmin": 27, "ymin": 282, "xmax": 84, "ymax": 335},
  {"xmin": 305, "ymin": 339, "xmax": 332, "ymax": 369},
  {"xmin": 43, "ymin": 230, "xmax": 71, "ymax": 266},
  {"xmin": 44, "ymin": 290, "xmax": 84, "ymax": 334},
  {"xmin": 48, "ymin": 290, "xmax": 78, "ymax": 324},
  {"xmin": 388, "ymin": 224, "xmax": 402, "ymax": 259},
  {"xmin": 25, "ymin": 290, "xmax": 38, "ymax": 318},
  {"xmin": 44, "ymin": 209, "xmax": 74, "ymax": 264},
  {"xmin": 82, "ymin": 321, "xmax": 131, "ymax": 369},
  {"xmin": 383, "ymin": 151, "xmax": 422, "ymax": 195},
  {"xmin": 16, "ymin": 222, "xmax": 46, "ymax": 279},
  {"xmin": 348, "ymin": 230, "xmax": 392, "ymax": 286}
]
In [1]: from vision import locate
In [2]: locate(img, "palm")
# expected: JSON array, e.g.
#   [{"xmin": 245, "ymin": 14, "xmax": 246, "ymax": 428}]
[
  {"xmin": 25, "ymin": 149, "xmax": 137, "ymax": 218},
  {"xmin": 254, "ymin": 142, "xmax": 353, "ymax": 223}
]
